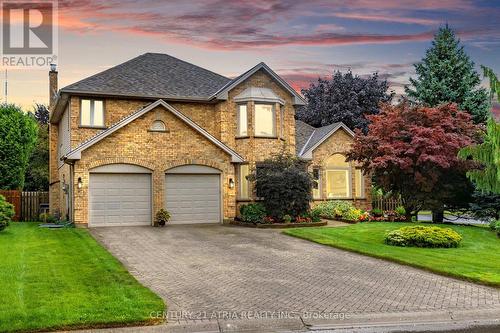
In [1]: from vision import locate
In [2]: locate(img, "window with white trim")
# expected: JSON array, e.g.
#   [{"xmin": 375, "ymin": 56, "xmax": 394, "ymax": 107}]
[
  {"xmin": 355, "ymin": 168, "xmax": 365, "ymax": 198},
  {"xmin": 237, "ymin": 104, "xmax": 248, "ymax": 136},
  {"xmin": 326, "ymin": 154, "xmax": 351, "ymax": 198},
  {"xmin": 254, "ymin": 104, "xmax": 275, "ymax": 137},
  {"xmin": 239, "ymin": 164, "xmax": 250, "ymax": 199},
  {"xmin": 80, "ymin": 99, "xmax": 104, "ymax": 127},
  {"xmin": 280, "ymin": 107, "xmax": 284, "ymax": 137},
  {"xmin": 150, "ymin": 120, "xmax": 166, "ymax": 132},
  {"xmin": 312, "ymin": 168, "xmax": 321, "ymax": 199}
]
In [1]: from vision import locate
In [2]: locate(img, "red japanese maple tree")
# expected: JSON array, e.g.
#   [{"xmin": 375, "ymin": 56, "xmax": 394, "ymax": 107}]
[{"xmin": 347, "ymin": 102, "xmax": 482, "ymax": 218}]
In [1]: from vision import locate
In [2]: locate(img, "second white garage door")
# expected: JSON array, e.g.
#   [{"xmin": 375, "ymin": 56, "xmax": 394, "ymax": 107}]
[
  {"xmin": 165, "ymin": 174, "xmax": 221, "ymax": 224},
  {"xmin": 89, "ymin": 173, "xmax": 152, "ymax": 227}
]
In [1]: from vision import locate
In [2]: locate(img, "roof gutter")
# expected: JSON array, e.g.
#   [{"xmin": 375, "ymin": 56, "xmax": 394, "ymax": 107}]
[{"xmin": 49, "ymin": 92, "xmax": 69, "ymax": 124}]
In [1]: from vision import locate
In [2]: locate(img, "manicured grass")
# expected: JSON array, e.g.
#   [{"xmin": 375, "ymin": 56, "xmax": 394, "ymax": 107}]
[
  {"xmin": 284, "ymin": 222, "xmax": 500, "ymax": 287},
  {"xmin": 0, "ymin": 223, "xmax": 165, "ymax": 332}
]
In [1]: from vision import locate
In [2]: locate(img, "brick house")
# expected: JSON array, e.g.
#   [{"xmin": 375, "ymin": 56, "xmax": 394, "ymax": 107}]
[{"xmin": 49, "ymin": 53, "xmax": 371, "ymax": 227}]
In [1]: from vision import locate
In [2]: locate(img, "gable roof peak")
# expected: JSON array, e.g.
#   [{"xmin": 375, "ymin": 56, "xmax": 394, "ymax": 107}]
[
  {"xmin": 213, "ymin": 62, "xmax": 306, "ymax": 106},
  {"xmin": 63, "ymin": 99, "xmax": 244, "ymax": 163},
  {"xmin": 295, "ymin": 121, "xmax": 355, "ymax": 159}
]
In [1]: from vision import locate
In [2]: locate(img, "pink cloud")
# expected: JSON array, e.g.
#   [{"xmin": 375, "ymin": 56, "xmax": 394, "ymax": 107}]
[
  {"xmin": 55, "ymin": 0, "xmax": 496, "ymax": 50},
  {"xmin": 331, "ymin": 13, "xmax": 440, "ymax": 25}
]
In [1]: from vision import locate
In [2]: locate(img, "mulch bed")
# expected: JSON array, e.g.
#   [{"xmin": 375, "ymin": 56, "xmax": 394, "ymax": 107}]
[{"xmin": 229, "ymin": 220, "xmax": 327, "ymax": 229}]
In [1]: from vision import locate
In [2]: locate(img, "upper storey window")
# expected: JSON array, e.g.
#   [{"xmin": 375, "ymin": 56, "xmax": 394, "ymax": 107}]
[
  {"xmin": 254, "ymin": 104, "xmax": 275, "ymax": 137},
  {"xmin": 237, "ymin": 104, "xmax": 248, "ymax": 136},
  {"xmin": 234, "ymin": 87, "xmax": 283, "ymax": 138},
  {"xmin": 80, "ymin": 99, "xmax": 104, "ymax": 127}
]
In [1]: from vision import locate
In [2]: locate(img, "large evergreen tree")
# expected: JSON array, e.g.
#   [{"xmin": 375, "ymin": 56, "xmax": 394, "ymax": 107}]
[
  {"xmin": 297, "ymin": 70, "xmax": 393, "ymax": 132},
  {"xmin": 405, "ymin": 25, "xmax": 489, "ymax": 124}
]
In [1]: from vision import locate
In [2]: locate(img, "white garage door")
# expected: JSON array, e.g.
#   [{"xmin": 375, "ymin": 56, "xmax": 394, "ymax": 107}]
[
  {"xmin": 89, "ymin": 173, "xmax": 151, "ymax": 227},
  {"xmin": 165, "ymin": 174, "xmax": 221, "ymax": 224}
]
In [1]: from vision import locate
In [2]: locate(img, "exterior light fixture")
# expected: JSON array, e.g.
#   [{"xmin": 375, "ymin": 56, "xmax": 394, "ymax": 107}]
[
  {"xmin": 77, "ymin": 177, "xmax": 83, "ymax": 189},
  {"xmin": 228, "ymin": 178, "xmax": 235, "ymax": 189}
]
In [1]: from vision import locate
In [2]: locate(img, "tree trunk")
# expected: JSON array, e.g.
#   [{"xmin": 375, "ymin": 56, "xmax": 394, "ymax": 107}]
[{"xmin": 432, "ymin": 209, "xmax": 444, "ymax": 223}]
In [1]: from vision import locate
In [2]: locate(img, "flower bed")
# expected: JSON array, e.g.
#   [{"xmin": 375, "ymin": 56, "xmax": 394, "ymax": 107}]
[
  {"xmin": 312, "ymin": 201, "xmax": 409, "ymax": 223},
  {"xmin": 236, "ymin": 203, "xmax": 322, "ymax": 227},
  {"xmin": 229, "ymin": 220, "xmax": 327, "ymax": 228}
]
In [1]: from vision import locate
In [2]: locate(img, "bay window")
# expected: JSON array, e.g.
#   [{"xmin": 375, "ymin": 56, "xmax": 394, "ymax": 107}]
[
  {"xmin": 80, "ymin": 99, "xmax": 104, "ymax": 127},
  {"xmin": 325, "ymin": 154, "xmax": 351, "ymax": 198},
  {"xmin": 254, "ymin": 104, "xmax": 275, "ymax": 137}
]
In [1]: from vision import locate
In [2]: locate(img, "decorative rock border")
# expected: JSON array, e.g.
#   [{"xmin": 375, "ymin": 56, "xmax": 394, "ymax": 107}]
[{"xmin": 229, "ymin": 220, "xmax": 327, "ymax": 229}]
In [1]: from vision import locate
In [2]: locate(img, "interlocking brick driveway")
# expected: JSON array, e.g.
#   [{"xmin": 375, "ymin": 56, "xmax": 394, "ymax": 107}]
[{"xmin": 91, "ymin": 224, "xmax": 500, "ymax": 319}]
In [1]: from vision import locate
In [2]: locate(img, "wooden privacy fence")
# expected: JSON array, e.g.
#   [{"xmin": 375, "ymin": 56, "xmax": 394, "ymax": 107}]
[
  {"xmin": 0, "ymin": 190, "xmax": 49, "ymax": 221},
  {"xmin": 372, "ymin": 195, "xmax": 402, "ymax": 211},
  {"xmin": 0, "ymin": 190, "xmax": 21, "ymax": 221}
]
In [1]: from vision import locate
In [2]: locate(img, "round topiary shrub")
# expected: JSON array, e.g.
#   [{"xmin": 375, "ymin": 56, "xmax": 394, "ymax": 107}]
[{"xmin": 384, "ymin": 225, "xmax": 462, "ymax": 248}]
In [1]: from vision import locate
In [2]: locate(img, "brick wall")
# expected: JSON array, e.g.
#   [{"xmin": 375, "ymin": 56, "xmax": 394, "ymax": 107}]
[
  {"xmin": 72, "ymin": 106, "xmax": 235, "ymax": 226},
  {"xmin": 309, "ymin": 128, "xmax": 372, "ymax": 211}
]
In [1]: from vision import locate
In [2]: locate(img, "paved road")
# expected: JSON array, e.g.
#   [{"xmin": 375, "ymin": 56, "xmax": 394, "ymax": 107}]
[{"xmin": 91, "ymin": 224, "xmax": 500, "ymax": 315}]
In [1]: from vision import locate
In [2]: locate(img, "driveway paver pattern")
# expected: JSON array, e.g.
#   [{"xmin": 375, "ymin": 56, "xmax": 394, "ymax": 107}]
[{"xmin": 90, "ymin": 224, "xmax": 500, "ymax": 321}]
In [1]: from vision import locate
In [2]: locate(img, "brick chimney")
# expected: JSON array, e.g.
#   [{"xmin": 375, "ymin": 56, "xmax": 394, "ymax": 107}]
[{"xmin": 49, "ymin": 63, "xmax": 58, "ymax": 107}]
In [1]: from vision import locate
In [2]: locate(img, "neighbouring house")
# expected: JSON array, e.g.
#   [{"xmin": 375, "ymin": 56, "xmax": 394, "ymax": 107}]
[{"xmin": 48, "ymin": 53, "xmax": 371, "ymax": 227}]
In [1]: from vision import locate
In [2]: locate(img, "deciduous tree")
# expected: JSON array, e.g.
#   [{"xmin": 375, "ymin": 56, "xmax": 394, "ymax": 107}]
[
  {"xmin": 0, "ymin": 104, "xmax": 38, "ymax": 189},
  {"xmin": 24, "ymin": 104, "xmax": 49, "ymax": 191},
  {"xmin": 297, "ymin": 70, "xmax": 393, "ymax": 132},
  {"xmin": 347, "ymin": 102, "xmax": 481, "ymax": 219}
]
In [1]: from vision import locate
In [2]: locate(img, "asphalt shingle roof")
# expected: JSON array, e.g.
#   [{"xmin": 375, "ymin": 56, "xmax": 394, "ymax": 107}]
[
  {"xmin": 295, "ymin": 120, "xmax": 341, "ymax": 155},
  {"xmin": 295, "ymin": 120, "xmax": 315, "ymax": 154},
  {"xmin": 62, "ymin": 53, "xmax": 231, "ymax": 99}
]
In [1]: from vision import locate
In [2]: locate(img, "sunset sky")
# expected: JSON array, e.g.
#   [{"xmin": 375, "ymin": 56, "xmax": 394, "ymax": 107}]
[{"xmin": 4, "ymin": 0, "xmax": 500, "ymax": 109}]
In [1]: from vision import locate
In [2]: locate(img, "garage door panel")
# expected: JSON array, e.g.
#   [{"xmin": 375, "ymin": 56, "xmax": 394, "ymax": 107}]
[
  {"xmin": 90, "ymin": 173, "xmax": 151, "ymax": 227},
  {"xmin": 165, "ymin": 174, "xmax": 220, "ymax": 224}
]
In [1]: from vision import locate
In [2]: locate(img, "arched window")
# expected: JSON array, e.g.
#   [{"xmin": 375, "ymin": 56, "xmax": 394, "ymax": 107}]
[
  {"xmin": 325, "ymin": 154, "xmax": 351, "ymax": 198},
  {"xmin": 150, "ymin": 120, "xmax": 166, "ymax": 132}
]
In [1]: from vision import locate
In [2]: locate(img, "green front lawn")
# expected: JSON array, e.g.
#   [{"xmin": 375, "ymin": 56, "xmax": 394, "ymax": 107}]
[
  {"xmin": 0, "ymin": 223, "xmax": 165, "ymax": 332},
  {"xmin": 284, "ymin": 222, "xmax": 500, "ymax": 286}
]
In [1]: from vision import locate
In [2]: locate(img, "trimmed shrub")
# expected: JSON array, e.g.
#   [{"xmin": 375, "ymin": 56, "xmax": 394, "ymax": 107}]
[
  {"xmin": 370, "ymin": 208, "xmax": 383, "ymax": 217},
  {"xmin": 488, "ymin": 220, "xmax": 500, "ymax": 231},
  {"xmin": 39, "ymin": 212, "xmax": 57, "ymax": 223},
  {"xmin": 395, "ymin": 206, "xmax": 406, "ymax": 216},
  {"xmin": 309, "ymin": 207, "xmax": 322, "ymax": 222},
  {"xmin": 0, "ymin": 195, "xmax": 15, "ymax": 231},
  {"xmin": 155, "ymin": 209, "xmax": 170, "ymax": 226},
  {"xmin": 489, "ymin": 220, "xmax": 500, "ymax": 238},
  {"xmin": 251, "ymin": 150, "xmax": 312, "ymax": 219},
  {"xmin": 240, "ymin": 203, "xmax": 267, "ymax": 224},
  {"xmin": 385, "ymin": 226, "xmax": 462, "ymax": 248},
  {"xmin": 314, "ymin": 200, "xmax": 354, "ymax": 219}
]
